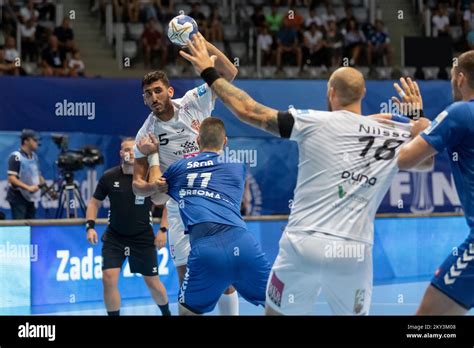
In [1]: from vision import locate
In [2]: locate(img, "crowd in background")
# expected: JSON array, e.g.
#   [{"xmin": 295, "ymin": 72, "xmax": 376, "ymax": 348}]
[
  {"xmin": 0, "ymin": 0, "xmax": 86, "ymax": 76},
  {"xmin": 12, "ymin": 0, "xmax": 473, "ymax": 77},
  {"xmin": 427, "ymin": 0, "xmax": 474, "ymax": 52}
]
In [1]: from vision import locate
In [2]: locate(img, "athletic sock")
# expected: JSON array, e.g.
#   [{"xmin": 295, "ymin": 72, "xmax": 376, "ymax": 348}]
[
  {"xmin": 158, "ymin": 303, "xmax": 171, "ymax": 316},
  {"xmin": 107, "ymin": 310, "xmax": 120, "ymax": 316},
  {"xmin": 217, "ymin": 291, "xmax": 239, "ymax": 315}
]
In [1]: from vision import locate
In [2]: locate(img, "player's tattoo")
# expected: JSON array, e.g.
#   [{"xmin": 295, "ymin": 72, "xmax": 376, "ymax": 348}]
[{"xmin": 212, "ymin": 79, "xmax": 280, "ymax": 136}]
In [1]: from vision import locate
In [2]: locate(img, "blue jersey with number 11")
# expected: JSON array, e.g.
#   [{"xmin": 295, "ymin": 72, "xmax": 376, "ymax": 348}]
[{"xmin": 163, "ymin": 151, "xmax": 247, "ymax": 233}]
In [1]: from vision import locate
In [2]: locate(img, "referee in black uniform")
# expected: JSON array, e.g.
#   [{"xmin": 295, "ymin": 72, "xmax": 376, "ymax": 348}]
[{"xmin": 85, "ymin": 138, "xmax": 171, "ymax": 316}]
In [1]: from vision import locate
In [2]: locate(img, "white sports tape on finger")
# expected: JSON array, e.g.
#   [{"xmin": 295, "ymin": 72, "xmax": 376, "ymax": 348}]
[
  {"xmin": 148, "ymin": 152, "xmax": 160, "ymax": 167},
  {"xmin": 399, "ymin": 90, "xmax": 406, "ymax": 99}
]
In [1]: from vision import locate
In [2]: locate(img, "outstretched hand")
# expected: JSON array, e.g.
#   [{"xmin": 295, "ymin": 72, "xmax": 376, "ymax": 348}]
[
  {"xmin": 392, "ymin": 77, "xmax": 423, "ymax": 119},
  {"xmin": 179, "ymin": 32, "xmax": 217, "ymax": 75}
]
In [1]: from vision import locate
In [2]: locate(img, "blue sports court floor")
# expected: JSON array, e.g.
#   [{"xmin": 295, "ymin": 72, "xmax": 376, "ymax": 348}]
[{"xmin": 22, "ymin": 280, "xmax": 472, "ymax": 315}]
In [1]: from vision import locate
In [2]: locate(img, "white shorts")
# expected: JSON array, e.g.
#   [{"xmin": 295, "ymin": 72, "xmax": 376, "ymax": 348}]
[
  {"xmin": 266, "ymin": 230, "xmax": 373, "ymax": 315},
  {"xmin": 166, "ymin": 199, "xmax": 190, "ymax": 267}
]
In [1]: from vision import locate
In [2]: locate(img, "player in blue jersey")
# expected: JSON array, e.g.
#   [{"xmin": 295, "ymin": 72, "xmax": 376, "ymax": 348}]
[
  {"xmin": 154, "ymin": 117, "xmax": 271, "ymax": 315},
  {"xmin": 398, "ymin": 50, "xmax": 474, "ymax": 315}
]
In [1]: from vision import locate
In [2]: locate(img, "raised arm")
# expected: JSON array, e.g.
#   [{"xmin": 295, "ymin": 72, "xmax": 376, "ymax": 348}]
[
  {"xmin": 180, "ymin": 33, "xmax": 280, "ymax": 136},
  {"xmin": 205, "ymin": 39, "xmax": 238, "ymax": 82}
]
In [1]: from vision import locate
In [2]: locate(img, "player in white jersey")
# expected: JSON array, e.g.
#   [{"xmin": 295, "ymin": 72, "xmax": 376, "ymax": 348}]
[
  {"xmin": 132, "ymin": 39, "xmax": 239, "ymax": 315},
  {"xmin": 178, "ymin": 33, "xmax": 432, "ymax": 315}
]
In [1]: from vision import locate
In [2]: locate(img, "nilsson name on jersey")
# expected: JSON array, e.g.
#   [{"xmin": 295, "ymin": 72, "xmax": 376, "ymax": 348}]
[{"xmin": 359, "ymin": 124, "xmax": 411, "ymax": 138}]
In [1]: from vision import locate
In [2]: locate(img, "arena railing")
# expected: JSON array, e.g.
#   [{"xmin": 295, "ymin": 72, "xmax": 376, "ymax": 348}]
[{"xmin": 0, "ymin": 211, "xmax": 464, "ymax": 227}]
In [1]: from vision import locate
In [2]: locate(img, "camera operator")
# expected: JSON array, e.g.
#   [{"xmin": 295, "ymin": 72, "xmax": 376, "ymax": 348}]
[
  {"xmin": 85, "ymin": 137, "xmax": 170, "ymax": 316},
  {"xmin": 7, "ymin": 129, "xmax": 46, "ymax": 219}
]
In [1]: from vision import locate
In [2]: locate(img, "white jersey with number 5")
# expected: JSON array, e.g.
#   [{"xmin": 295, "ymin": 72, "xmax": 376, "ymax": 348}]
[
  {"xmin": 287, "ymin": 108, "xmax": 412, "ymax": 245},
  {"xmin": 134, "ymin": 83, "xmax": 215, "ymax": 171},
  {"xmin": 133, "ymin": 83, "xmax": 215, "ymax": 266}
]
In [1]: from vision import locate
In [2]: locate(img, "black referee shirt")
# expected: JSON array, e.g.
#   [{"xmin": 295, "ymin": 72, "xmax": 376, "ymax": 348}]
[{"xmin": 93, "ymin": 166, "xmax": 153, "ymax": 236}]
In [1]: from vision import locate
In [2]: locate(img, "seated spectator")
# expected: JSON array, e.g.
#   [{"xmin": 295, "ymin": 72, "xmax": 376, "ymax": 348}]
[
  {"xmin": 2, "ymin": 0, "xmax": 21, "ymax": 37},
  {"xmin": 208, "ymin": 7, "xmax": 224, "ymax": 42},
  {"xmin": 4, "ymin": 36, "xmax": 20, "ymax": 64},
  {"xmin": 467, "ymin": 29, "xmax": 474, "ymax": 49},
  {"xmin": 128, "ymin": 0, "xmax": 141, "ymax": 23},
  {"xmin": 188, "ymin": 2, "xmax": 206, "ymax": 22},
  {"xmin": 141, "ymin": 18, "xmax": 167, "ymax": 68},
  {"xmin": 322, "ymin": 5, "xmax": 337, "ymax": 29},
  {"xmin": 251, "ymin": 5, "xmax": 266, "ymax": 29},
  {"xmin": 276, "ymin": 20, "xmax": 302, "ymax": 70},
  {"xmin": 158, "ymin": 0, "xmax": 175, "ymax": 25},
  {"xmin": 20, "ymin": 19, "xmax": 38, "ymax": 62},
  {"xmin": 284, "ymin": 8, "xmax": 304, "ymax": 32},
  {"xmin": 305, "ymin": 7, "xmax": 322, "ymax": 29},
  {"xmin": 142, "ymin": 0, "xmax": 159, "ymax": 21},
  {"xmin": 19, "ymin": 0, "xmax": 39, "ymax": 24},
  {"xmin": 113, "ymin": 0, "xmax": 128, "ymax": 22},
  {"xmin": 68, "ymin": 49, "xmax": 86, "ymax": 77},
  {"xmin": 432, "ymin": 4, "xmax": 450, "ymax": 37},
  {"xmin": 188, "ymin": 3, "xmax": 208, "ymax": 39},
  {"xmin": 367, "ymin": 20, "xmax": 391, "ymax": 66},
  {"xmin": 53, "ymin": 18, "xmax": 75, "ymax": 53},
  {"xmin": 338, "ymin": 5, "xmax": 356, "ymax": 29},
  {"xmin": 41, "ymin": 35, "xmax": 67, "ymax": 76},
  {"xmin": 36, "ymin": 0, "xmax": 55, "ymax": 21},
  {"xmin": 463, "ymin": 2, "xmax": 474, "ymax": 33},
  {"xmin": 326, "ymin": 20, "xmax": 344, "ymax": 66},
  {"xmin": 303, "ymin": 23, "xmax": 328, "ymax": 67},
  {"xmin": 0, "ymin": 47, "xmax": 19, "ymax": 76},
  {"xmin": 266, "ymin": 5, "xmax": 283, "ymax": 33},
  {"xmin": 342, "ymin": 18, "xmax": 365, "ymax": 66},
  {"xmin": 257, "ymin": 25, "xmax": 274, "ymax": 66}
]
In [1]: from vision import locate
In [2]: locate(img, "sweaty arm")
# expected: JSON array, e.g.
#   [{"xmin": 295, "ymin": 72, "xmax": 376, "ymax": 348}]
[
  {"xmin": 132, "ymin": 157, "xmax": 158, "ymax": 197},
  {"xmin": 86, "ymin": 197, "xmax": 101, "ymax": 221},
  {"xmin": 205, "ymin": 41, "xmax": 238, "ymax": 82},
  {"xmin": 209, "ymin": 77, "xmax": 291, "ymax": 137},
  {"xmin": 369, "ymin": 113, "xmax": 434, "ymax": 171},
  {"xmin": 398, "ymin": 104, "xmax": 470, "ymax": 170},
  {"xmin": 148, "ymin": 162, "xmax": 169, "ymax": 205}
]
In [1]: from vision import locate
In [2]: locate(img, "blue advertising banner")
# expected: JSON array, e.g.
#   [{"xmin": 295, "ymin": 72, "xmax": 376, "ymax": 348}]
[
  {"xmin": 0, "ymin": 216, "xmax": 470, "ymax": 312},
  {"xmin": 0, "ymin": 77, "xmax": 454, "ymax": 137},
  {"xmin": 0, "ymin": 226, "xmax": 31, "ymax": 314},
  {"xmin": 0, "ymin": 78, "xmax": 462, "ymax": 216},
  {"xmin": 30, "ymin": 224, "xmax": 178, "ymax": 307}
]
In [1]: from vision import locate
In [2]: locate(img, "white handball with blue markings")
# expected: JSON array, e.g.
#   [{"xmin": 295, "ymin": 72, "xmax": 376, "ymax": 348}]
[{"xmin": 167, "ymin": 15, "xmax": 199, "ymax": 46}]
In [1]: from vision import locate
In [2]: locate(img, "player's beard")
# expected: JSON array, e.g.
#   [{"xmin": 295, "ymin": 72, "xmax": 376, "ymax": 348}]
[{"xmin": 153, "ymin": 99, "xmax": 173, "ymax": 118}]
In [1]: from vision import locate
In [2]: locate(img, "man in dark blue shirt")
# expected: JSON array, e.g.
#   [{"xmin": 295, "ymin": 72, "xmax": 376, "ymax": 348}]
[
  {"xmin": 7, "ymin": 129, "xmax": 45, "ymax": 219},
  {"xmin": 157, "ymin": 117, "xmax": 271, "ymax": 315},
  {"xmin": 398, "ymin": 50, "xmax": 474, "ymax": 315}
]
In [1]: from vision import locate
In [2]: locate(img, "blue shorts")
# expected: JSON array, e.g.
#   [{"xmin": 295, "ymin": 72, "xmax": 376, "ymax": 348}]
[
  {"xmin": 431, "ymin": 236, "xmax": 474, "ymax": 309},
  {"xmin": 178, "ymin": 223, "xmax": 271, "ymax": 314}
]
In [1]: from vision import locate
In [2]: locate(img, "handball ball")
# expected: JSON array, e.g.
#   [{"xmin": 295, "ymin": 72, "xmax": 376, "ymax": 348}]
[{"xmin": 167, "ymin": 15, "xmax": 198, "ymax": 46}]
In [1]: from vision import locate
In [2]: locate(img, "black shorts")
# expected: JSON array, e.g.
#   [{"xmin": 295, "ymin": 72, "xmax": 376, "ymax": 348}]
[{"xmin": 101, "ymin": 228, "xmax": 158, "ymax": 276}]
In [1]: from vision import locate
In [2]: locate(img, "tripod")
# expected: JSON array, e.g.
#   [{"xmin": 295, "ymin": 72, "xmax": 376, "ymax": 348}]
[{"xmin": 55, "ymin": 171, "xmax": 87, "ymax": 219}]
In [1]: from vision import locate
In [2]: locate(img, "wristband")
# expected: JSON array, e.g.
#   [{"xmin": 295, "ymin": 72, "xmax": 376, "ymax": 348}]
[
  {"xmin": 86, "ymin": 220, "xmax": 95, "ymax": 231},
  {"xmin": 159, "ymin": 227, "xmax": 168, "ymax": 234},
  {"xmin": 408, "ymin": 109, "xmax": 424, "ymax": 120},
  {"xmin": 148, "ymin": 152, "xmax": 160, "ymax": 167},
  {"xmin": 200, "ymin": 67, "xmax": 220, "ymax": 87}
]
